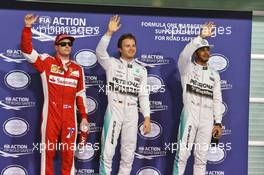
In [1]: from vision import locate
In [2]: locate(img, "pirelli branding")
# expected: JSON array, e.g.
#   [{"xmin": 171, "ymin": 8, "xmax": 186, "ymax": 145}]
[
  {"xmin": 49, "ymin": 75, "xmax": 78, "ymax": 88},
  {"xmin": 70, "ymin": 70, "xmax": 80, "ymax": 77},
  {"xmin": 186, "ymin": 79, "xmax": 213, "ymax": 98}
]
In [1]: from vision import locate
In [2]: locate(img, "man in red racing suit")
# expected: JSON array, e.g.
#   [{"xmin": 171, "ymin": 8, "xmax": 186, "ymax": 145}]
[{"xmin": 20, "ymin": 14, "xmax": 89, "ymax": 175}]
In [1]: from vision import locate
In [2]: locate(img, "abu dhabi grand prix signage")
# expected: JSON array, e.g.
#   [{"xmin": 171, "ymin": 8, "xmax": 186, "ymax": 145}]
[{"xmin": 0, "ymin": 2, "xmax": 251, "ymax": 175}]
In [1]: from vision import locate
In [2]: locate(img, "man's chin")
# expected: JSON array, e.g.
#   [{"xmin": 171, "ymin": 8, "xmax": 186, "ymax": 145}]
[
  {"xmin": 202, "ymin": 57, "xmax": 209, "ymax": 62},
  {"xmin": 129, "ymin": 53, "xmax": 136, "ymax": 57},
  {"xmin": 121, "ymin": 54, "xmax": 135, "ymax": 60},
  {"xmin": 63, "ymin": 52, "xmax": 71, "ymax": 55},
  {"xmin": 127, "ymin": 55, "xmax": 135, "ymax": 60}
]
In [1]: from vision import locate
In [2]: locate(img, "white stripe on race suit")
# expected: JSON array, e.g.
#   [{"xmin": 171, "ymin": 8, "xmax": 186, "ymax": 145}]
[
  {"xmin": 49, "ymin": 75, "xmax": 78, "ymax": 88},
  {"xmin": 40, "ymin": 72, "xmax": 48, "ymax": 175},
  {"xmin": 22, "ymin": 49, "xmax": 39, "ymax": 63}
]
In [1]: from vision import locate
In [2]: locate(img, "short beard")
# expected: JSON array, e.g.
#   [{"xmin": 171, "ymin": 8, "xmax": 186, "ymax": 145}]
[{"xmin": 197, "ymin": 57, "xmax": 209, "ymax": 63}]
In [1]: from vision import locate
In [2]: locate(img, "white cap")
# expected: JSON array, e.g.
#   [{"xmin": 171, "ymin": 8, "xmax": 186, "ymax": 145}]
[{"xmin": 195, "ymin": 38, "xmax": 214, "ymax": 50}]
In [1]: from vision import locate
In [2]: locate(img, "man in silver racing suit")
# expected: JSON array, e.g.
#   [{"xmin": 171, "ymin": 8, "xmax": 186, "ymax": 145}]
[
  {"xmin": 173, "ymin": 22, "xmax": 223, "ymax": 175},
  {"xmin": 96, "ymin": 15, "xmax": 151, "ymax": 175}
]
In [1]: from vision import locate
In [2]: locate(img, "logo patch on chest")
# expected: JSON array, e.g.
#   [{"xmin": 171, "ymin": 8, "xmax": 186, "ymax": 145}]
[
  {"xmin": 51, "ymin": 64, "xmax": 64, "ymax": 75},
  {"xmin": 134, "ymin": 77, "xmax": 141, "ymax": 83},
  {"xmin": 70, "ymin": 71, "xmax": 80, "ymax": 77},
  {"xmin": 49, "ymin": 75, "xmax": 78, "ymax": 88},
  {"xmin": 134, "ymin": 68, "xmax": 140, "ymax": 74}
]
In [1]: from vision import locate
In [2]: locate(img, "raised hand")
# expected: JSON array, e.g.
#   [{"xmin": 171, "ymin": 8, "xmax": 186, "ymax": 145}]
[
  {"xmin": 106, "ymin": 15, "xmax": 122, "ymax": 36},
  {"xmin": 200, "ymin": 22, "xmax": 215, "ymax": 38},
  {"xmin": 24, "ymin": 14, "xmax": 38, "ymax": 28}
]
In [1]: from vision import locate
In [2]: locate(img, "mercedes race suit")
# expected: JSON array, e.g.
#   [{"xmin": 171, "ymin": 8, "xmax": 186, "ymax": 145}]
[
  {"xmin": 173, "ymin": 36, "xmax": 223, "ymax": 175},
  {"xmin": 96, "ymin": 34, "xmax": 150, "ymax": 175}
]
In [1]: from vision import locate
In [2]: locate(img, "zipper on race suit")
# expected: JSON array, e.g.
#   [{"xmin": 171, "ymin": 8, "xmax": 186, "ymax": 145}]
[
  {"xmin": 124, "ymin": 62, "xmax": 128, "ymax": 114},
  {"xmin": 62, "ymin": 63, "xmax": 68, "ymax": 119},
  {"xmin": 199, "ymin": 68, "xmax": 204, "ymax": 123},
  {"xmin": 62, "ymin": 66, "xmax": 66, "ymax": 119}
]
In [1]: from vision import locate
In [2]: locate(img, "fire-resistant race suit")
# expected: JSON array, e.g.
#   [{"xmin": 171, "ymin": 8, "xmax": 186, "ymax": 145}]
[
  {"xmin": 21, "ymin": 27, "xmax": 88, "ymax": 175},
  {"xmin": 96, "ymin": 34, "xmax": 150, "ymax": 175},
  {"xmin": 173, "ymin": 36, "xmax": 223, "ymax": 175}
]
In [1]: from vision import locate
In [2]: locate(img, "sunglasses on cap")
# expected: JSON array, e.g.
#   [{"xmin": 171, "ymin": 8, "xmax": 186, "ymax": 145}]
[{"xmin": 56, "ymin": 41, "xmax": 73, "ymax": 47}]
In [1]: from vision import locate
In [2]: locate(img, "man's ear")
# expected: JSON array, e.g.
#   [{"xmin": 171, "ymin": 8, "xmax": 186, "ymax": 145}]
[
  {"xmin": 193, "ymin": 51, "xmax": 198, "ymax": 59},
  {"xmin": 118, "ymin": 48, "xmax": 123, "ymax": 57}
]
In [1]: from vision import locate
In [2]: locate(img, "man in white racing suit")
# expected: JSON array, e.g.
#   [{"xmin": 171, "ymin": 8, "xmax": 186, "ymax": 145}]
[
  {"xmin": 173, "ymin": 22, "xmax": 223, "ymax": 175},
  {"xmin": 96, "ymin": 15, "xmax": 151, "ymax": 175}
]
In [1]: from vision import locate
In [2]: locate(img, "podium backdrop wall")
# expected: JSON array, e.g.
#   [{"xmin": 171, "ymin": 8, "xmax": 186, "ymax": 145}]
[{"xmin": 0, "ymin": 3, "xmax": 252, "ymax": 175}]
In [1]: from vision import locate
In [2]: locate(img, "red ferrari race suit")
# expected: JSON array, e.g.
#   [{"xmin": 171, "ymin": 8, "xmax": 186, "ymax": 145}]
[{"xmin": 21, "ymin": 27, "xmax": 88, "ymax": 175}]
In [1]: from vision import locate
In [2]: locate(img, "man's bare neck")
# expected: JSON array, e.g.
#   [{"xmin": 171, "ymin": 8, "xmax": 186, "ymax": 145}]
[
  {"xmin": 195, "ymin": 59, "xmax": 207, "ymax": 66},
  {"xmin": 121, "ymin": 57, "xmax": 134, "ymax": 63},
  {"xmin": 57, "ymin": 54, "xmax": 70, "ymax": 62}
]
